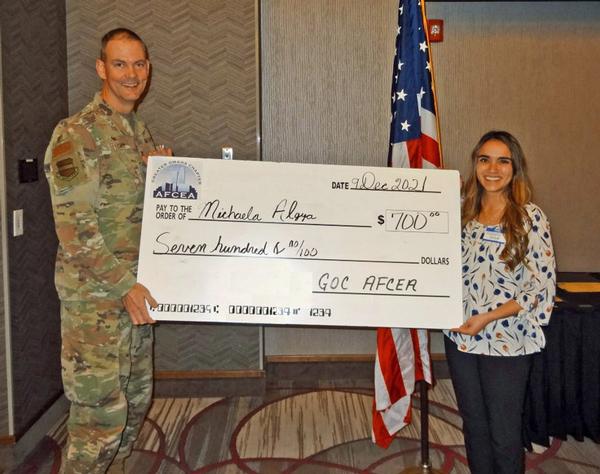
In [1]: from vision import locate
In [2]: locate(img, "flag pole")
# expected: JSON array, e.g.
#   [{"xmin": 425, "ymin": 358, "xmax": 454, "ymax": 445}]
[
  {"xmin": 400, "ymin": 376, "xmax": 442, "ymax": 474},
  {"xmin": 401, "ymin": 2, "xmax": 443, "ymax": 472},
  {"xmin": 420, "ymin": 0, "xmax": 444, "ymax": 167}
]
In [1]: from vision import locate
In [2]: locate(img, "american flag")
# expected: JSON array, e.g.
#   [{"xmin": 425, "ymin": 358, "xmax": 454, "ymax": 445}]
[
  {"xmin": 373, "ymin": 327, "xmax": 431, "ymax": 448},
  {"xmin": 372, "ymin": 0, "xmax": 440, "ymax": 448},
  {"xmin": 388, "ymin": 0, "xmax": 441, "ymax": 170}
]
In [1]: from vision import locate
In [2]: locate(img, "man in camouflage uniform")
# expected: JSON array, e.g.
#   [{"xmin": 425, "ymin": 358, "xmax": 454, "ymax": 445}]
[{"xmin": 44, "ymin": 28, "xmax": 171, "ymax": 474}]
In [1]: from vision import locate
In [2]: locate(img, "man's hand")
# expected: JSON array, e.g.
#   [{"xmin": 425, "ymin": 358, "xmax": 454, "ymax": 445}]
[
  {"xmin": 450, "ymin": 313, "xmax": 492, "ymax": 337},
  {"xmin": 142, "ymin": 145, "xmax": 173, "ymax": 164},
  {"xmin": 122, "ymin": 283, "xmax": 158, "ymax": 325}
]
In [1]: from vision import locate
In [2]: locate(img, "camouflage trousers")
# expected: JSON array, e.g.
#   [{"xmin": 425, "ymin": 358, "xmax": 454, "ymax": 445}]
[{"xmin": 59, "ymin": 300, "xmax": 153, "ymax": 474}]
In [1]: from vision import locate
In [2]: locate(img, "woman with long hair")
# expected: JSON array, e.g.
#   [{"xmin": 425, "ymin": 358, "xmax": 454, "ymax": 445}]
[{"xmin": 444, "ymin": 130, "xmax": 556, "ymax": 473}]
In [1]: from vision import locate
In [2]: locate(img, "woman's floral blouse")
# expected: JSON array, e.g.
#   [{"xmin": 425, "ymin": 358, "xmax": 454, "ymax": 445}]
[{"xmin": 445, "ymin": 203, "xmax": 556, "ymax": 356}]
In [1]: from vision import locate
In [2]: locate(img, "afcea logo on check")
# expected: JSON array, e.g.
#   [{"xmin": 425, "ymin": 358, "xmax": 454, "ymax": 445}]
[{"xmin": 152, "ymin": 162, "xmax": 200, "ymax": 200}]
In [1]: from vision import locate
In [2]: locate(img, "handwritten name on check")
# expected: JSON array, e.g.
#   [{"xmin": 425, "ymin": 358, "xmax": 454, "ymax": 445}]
[{"xmin": 137, "ymin": 157, "xmax": 462, "ymax": 329}]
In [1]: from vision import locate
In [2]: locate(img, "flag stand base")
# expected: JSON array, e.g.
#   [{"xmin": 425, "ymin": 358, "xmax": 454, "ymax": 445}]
[
  {"xmin": 400, "ymin": 466, "xmax": 443, "ymax": 474},
  {"xmin": 399, "ymin": 380, "xmax": 444, "ymax": 474}
]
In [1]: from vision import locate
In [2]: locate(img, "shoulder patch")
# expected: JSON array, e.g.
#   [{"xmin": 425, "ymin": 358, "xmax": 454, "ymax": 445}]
[
  {"xmin": 50, "ymin": 140, "xmax": 87, "ymax": 185},
  {"xmin": 53, "ymin": 141, "xmax": 73, "ymax": 158},
  {"xmin": 55, "ymin": 157, "xmax": 79, "ymax": 178}
]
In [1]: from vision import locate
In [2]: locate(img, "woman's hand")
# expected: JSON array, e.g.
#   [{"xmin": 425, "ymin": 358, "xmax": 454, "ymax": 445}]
[
  {"xmin": 451, "ymin": 301, "xmax": 522, "ymax": 336},
  {"xmin": 450, "ymin": 313, "xmax": 492, "ymax": 336}
]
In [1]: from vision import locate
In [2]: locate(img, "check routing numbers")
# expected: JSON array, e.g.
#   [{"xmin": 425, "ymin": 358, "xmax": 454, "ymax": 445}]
[{"xmin": 137, "ymin": 157, "xmax": 463, "ymax": 329}]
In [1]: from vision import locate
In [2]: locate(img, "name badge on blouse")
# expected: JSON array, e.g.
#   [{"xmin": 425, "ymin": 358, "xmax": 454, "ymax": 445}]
[{"xmin": 482, "ymin": 226, "xmax": 505, "ymax": 244}]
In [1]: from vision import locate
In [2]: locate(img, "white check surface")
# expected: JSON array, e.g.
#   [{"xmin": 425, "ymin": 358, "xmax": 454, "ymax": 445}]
[{"xmin": 138, "ymin": 157, "xmax": 462, "ymax": 329}]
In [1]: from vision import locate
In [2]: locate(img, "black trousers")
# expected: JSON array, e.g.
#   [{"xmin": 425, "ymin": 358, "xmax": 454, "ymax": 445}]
[{"xmin": 444, "ymin": 336, "xmax": 533, "ymax": 474}]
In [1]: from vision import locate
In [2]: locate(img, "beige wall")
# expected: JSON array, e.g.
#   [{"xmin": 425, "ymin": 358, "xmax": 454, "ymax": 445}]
[
  {"xmin": 261, "ymin": 0, "xmax": 396, "ymax": 356},
  {"xmin": 262, "ymin": 1, "xmax": 600, "ymax": 356},
  {"xmin": 261, "ymin": 0, "xmax": 395, "ymax": 167},
  {"xmin": 263, "ymin": 0, "xmax": 600, "ymax": 272},
  {"xmin": 428, "ymin": 1, "xmax": 600, "ymax": 272}
]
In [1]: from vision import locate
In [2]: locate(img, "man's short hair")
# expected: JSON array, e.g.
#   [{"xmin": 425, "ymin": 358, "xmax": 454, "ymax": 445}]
[{"xmin": 100, "ymin": 28, "xmax": 148, "ymax": 61}]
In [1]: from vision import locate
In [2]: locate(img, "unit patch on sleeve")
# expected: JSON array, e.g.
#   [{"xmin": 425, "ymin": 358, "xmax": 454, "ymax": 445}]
[{"xmin": 51, "ymin": 140, "xmax": 86, "ymax": 185}]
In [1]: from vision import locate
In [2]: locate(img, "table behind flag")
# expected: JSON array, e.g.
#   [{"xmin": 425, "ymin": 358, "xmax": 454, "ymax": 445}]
[
  {"xmin": 138, "ymin": 156, "xmax": 463, "ymax": 329},
  {"xmin": 523, "ymin": 277, "xmax": 600, "ymax": 447}
]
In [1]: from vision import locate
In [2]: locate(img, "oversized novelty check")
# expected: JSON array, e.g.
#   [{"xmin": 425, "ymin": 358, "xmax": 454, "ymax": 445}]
[{"xmin": 138, "ymin": 157, "xmax": 462, "ymax": 329}]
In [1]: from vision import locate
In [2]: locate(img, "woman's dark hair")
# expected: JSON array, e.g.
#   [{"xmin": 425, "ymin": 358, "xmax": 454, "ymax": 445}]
[{"xmin": 461, "ymin": 130, "xmax": 533, "ymax": 270}]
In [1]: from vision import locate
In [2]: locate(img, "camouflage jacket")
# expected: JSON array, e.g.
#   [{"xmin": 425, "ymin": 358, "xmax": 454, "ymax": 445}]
[{"xmin": 44, "ymin": 92, "xmax": 154, "ymax": 301}]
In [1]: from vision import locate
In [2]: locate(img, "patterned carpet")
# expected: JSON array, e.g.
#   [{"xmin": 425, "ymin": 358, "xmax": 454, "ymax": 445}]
[{"xmin": 11, "ymin": 379, "xmax": 600, "ymax": 473}]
